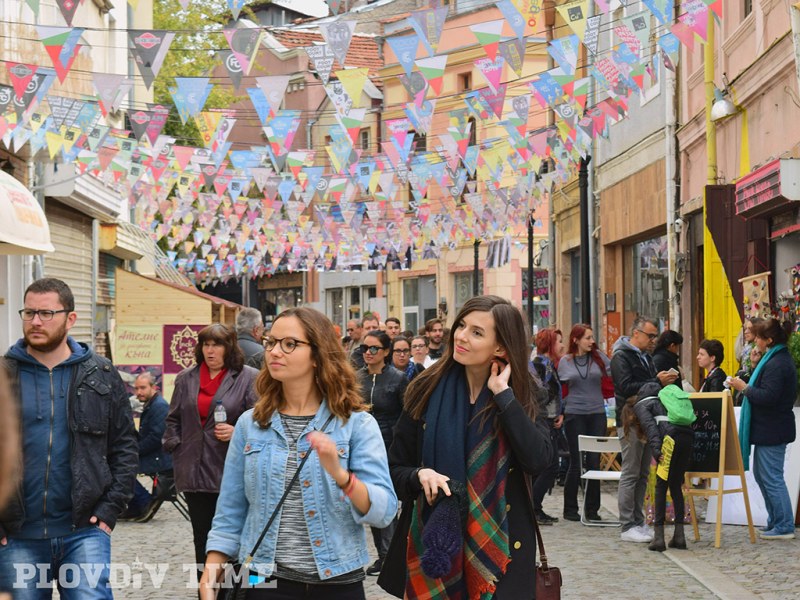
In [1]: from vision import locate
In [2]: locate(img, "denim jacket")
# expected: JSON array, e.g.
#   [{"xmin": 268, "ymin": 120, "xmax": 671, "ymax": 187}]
[{"xmin": 206, "ymin": 401, "xmax": 398, "ymax": 580}]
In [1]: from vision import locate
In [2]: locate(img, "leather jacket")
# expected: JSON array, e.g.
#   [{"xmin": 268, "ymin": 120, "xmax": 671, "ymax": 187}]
[
  {"xmin": 0, "ymin": 349, "xmax": 138, "ymax": 537},
  {"xmin": 357, "ymin": 364, "xmax": 407, "ymax": 450},
  {"xmin": 163, "ymin": 364, "xmax": 258, "ymax": 493}
]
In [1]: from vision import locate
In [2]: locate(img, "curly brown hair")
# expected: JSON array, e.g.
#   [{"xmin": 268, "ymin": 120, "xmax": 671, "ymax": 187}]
[
  {"xmin": 193, "ymin": 324, "xmax": 245, "ymax": 372},
  {"xmin": 252, "ymin": 307, "xmax": 365, "ymax": 427}
]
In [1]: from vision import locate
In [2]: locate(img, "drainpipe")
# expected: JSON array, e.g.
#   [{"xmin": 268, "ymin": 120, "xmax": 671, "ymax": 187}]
[
  {"xmin": 705, "ymin": 12, "xmax": 717, "ymax": 186},
  {"xmin": 666, "ymin": 9, "xmax": 680, "ymax": 332},
  {"xmin": 586, "ymin": 0, "xmax": 598, "ymax": 333},
  {"xmin": 545, "ymin": 1, "xmax": 556, "ymax": 326}
]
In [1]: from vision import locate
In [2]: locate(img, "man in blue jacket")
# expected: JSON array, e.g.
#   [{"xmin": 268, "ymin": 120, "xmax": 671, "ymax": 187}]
[
  {"xmin": 122, "ymin": 372, "xmax": 173, "ymax": 522},
  {"xmin": 0, "ymin": 278, "xmax": 138, "ymax": 597}
]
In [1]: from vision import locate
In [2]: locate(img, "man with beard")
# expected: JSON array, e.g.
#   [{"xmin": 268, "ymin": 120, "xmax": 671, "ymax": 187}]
[
  {"xmin": 425, "ymin": 318, "xmax": 446, "ymax": 361},
  {"xmin": 120, "ymin": 372, "xmax": 173, "ymax": 522},
  {"xmin": 0, "ymin": 278, "xmax": 137, "ymax": 597}
]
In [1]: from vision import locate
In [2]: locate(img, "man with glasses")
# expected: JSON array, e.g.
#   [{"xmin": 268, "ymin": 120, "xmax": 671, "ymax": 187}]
[
  {"xmin": 0, "ymin": 278, "xmax": 138, "ymax": 597},
  {"xmin": 611, "ymin": 317, "xmax": 678, "ymax": 543}
]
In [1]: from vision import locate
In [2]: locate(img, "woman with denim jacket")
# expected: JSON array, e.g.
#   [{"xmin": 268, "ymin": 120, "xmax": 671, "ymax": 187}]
[{"xmin": 200, "ymin": 307, "xmax": 398, "ymax": 599}]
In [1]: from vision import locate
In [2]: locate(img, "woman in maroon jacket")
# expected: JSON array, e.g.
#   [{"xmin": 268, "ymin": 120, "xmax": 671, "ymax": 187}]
[{"xmin": 162, "ymin": 324, "xmax": 259, "ymax": 571}]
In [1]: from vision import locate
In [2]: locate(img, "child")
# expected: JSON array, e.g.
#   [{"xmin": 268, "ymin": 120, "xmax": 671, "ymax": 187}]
[{"xmin": 634, "ymin": 382, "xmax": 696, "ymax": 551}]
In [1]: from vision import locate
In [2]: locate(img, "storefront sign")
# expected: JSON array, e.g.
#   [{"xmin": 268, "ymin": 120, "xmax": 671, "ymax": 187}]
[
  {"xmin": 114, "ymin": 325, "xmax": 163, "ymax": 365},
  {"xmin": 735, "ymin": 159, "xmax": 800, "ymax": 217}
]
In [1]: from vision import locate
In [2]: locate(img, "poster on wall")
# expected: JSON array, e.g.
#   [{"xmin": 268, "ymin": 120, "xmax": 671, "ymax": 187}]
[
  {"xmin": 163, "ymin": 324, "xmax": 203, "ymax": 374},
  {"xmin": 738, "ymin": 271, "xmax": 772, "ymax": 320},
  {"xmin": 161, "ymin": 324, "xmax": 204, "ymax": 400}
]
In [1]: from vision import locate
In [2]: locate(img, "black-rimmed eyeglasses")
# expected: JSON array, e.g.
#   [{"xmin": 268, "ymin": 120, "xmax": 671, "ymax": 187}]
[
  {"xmin": 635, "ymin": 329, "xmax": 658, "ymax": 340},
  {"xmin": 19, "ymin": 309, "xmax": 70, "ymax": 321},
  {"xmin": 360, "ymin": 345, "xmax": 385, "ymax": 356},
  {"xmin": 264, "ymin": 336, "xmax": 312, "ymax": 354},
  {"xmin": 393, "ymin": 348, "xmax": 411, "ymax": 355}
]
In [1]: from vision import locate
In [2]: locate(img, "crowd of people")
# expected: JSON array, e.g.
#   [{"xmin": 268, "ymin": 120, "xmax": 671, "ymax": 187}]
[{"xmin": 0, "ymin": 276, "xmax": 796, "ymax": 599}]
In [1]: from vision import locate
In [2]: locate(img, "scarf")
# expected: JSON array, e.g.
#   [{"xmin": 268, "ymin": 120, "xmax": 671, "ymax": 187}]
[
  {"xmin": 198, "ymin": 362, "xmax": 227, "ymax": 426},
  {"xmin": 405, "ymin": 365, "xmax": 511, "ymax": 600},
  {"xmin": 739, "ymin": 343, "xmax": 786, "ymax": 470}
]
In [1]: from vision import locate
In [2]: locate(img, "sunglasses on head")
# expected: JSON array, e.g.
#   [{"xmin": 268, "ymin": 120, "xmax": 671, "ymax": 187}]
[{"xmin": 360, "ymin": 344, "xmax": 385, "ymax": 355}]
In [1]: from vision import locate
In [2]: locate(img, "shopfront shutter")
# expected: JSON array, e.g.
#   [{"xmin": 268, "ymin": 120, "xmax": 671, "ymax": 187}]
[{"xmin": 44, "ymin": 200, "xmax": 94, "ymax": 344}]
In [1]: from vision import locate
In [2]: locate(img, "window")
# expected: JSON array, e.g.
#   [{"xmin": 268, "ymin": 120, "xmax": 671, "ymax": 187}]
[
  {"xmin": 521, "ymin": 268, "xmax": 550, "ymax": 333},
  {"xmin": 625, "ymin": 235, "xmax": 668, "ymax": 320},
  {"xmin": 360, "ymin": 129, "xmax": 370, "ymax": 151},
  {"xmin": 459, "ymin": 72, "xmax": 471, "ymax": 91},
  {"xmin": 403, "ymin": 278, "xmax": 419, "ymax": 333},
  {"xmin": 744, "ymin": 0, "xmax": 752, "ymax": 16},
  {"xmin": 329, "ymin": 288, "xmax": 344, "ymax": 330},
  {"xmin": 454, "ymin": 271, "xmax": 483, "ymax": 314}
]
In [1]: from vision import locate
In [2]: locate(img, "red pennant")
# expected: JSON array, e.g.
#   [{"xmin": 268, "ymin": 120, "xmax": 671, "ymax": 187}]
[{"xmin": 7, "ymin": 63, "xmax": 38, "ymax": 100}]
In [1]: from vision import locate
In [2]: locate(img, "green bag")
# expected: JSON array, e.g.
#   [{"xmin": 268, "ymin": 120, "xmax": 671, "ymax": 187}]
[{"xmin": 658, "ymin": 384, "xmax": 697, "ymax": 426}]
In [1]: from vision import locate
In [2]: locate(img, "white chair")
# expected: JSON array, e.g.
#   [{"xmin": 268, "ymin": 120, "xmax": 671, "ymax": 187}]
[{"xmin": 578, "ymin": 435, "xmax": 622, "ymax": 527}]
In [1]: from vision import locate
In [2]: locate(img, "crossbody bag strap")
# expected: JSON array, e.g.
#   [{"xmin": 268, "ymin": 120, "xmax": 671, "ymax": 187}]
[
  {"xmin": 523, "ymin": 474, "xmax": 550, "ymax": 570},
  {"xmin": 240, "ymin": 413, "xmax": 336, "ymax": 569}
]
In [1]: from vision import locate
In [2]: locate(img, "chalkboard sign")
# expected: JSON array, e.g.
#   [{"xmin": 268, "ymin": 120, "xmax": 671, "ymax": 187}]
[{"xmin": 690, "ymin": 396, "xmax": 723, "ymax": 473}]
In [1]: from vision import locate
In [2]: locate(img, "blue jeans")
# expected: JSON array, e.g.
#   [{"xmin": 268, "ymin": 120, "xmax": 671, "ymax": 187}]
[
  {"xmin": 753, "ymin": 444, "xmax": 795, "ymax": 534},
  {"xmin": 0, "ymin": 526, "xmax": 113, "ymax": 599}
]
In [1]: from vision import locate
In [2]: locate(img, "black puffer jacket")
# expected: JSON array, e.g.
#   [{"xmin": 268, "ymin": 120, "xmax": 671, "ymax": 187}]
[
  {"xmin": 358, "ymin": 364, "xmax": 407, "ymax": 450},
  {"xmin": 1, "ymin": 351, "xmax": 138, "ymax": 537},
  {"xmin": 633, "ymin": 383, "xmax": 693, "ymax": 461}
]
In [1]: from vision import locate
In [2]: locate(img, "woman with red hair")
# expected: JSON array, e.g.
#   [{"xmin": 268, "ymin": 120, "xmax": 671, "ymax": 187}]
[
  {"xmin": 529, "ymin": 328, "xmax": 564, "ymax": 524},
  {"xmin": 557, "ymin": 324, "xmax": 611, "ymax": 522}
]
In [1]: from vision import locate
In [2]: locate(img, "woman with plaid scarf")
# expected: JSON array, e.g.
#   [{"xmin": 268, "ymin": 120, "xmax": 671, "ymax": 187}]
[{"xmin": 378, "ymin": 296, "xmax": 553, "ymax": 600}]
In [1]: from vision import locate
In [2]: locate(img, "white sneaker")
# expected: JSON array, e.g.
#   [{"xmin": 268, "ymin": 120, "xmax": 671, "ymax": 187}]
[
  {"xmin": 621, "ymin": 527, "xmax": 652, "ymax": 543},
  {"xmin": 636, "ymin": 525, "xmax": 654, "ymax": 540}
]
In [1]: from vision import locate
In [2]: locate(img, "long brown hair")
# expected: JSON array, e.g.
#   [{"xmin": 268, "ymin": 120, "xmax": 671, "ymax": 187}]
[
  {"xmin": 404, "ymin": 295, "xmax": 538, "ymax": 421},
  {"xmin": 252, "ymin": 307, "xmax": 364, "ymax": 427}
]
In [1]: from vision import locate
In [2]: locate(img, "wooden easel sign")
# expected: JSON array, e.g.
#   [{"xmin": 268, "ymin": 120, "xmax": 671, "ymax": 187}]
[{"xmin": 683, "ymin": 390, "xmax": 757, "ymax": 548}]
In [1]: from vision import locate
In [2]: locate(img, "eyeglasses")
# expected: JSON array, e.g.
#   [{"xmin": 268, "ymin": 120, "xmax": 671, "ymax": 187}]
[
  {"xmin": 411, "ymin": 344, "xmax": 427, "ymax": 350},
  {"xmin": 264, "ymin": 336, "xmax": 312, "ymax": 354},
  {"xmin": 360, "ymin": 344, "xmax": 385, "ymax": 355},
  {"xmin": 635, "ymin": 329, "xmax": 658, "ymax": 340},
  {"xmin": 19, "ymin": 309, "xmax": 70, "ymax": 321},
  {"xmin": 393, "ymin": 349, "xmax": 411, "ymax": 355}
]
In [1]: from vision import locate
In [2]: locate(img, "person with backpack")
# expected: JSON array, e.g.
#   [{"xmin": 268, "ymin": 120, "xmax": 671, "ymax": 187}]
[
  {"xmin": 633, "ymin": 382, "xmax": 696, "ymax": 552},
  {"xmin": 529, "ymin": 327, "xmax": 565, "ymax": 525}
]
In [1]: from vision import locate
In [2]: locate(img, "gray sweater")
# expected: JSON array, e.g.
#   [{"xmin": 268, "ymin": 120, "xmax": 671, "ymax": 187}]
[{"xmin": 557, "ymin": 352, "xmax": 610, "ymax": 415}]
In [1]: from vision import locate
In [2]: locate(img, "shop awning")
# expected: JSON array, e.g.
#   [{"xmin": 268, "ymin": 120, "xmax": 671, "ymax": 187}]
[{"xmin": 0, "ymin": 170, "xmax": 55, "ymax": 254}]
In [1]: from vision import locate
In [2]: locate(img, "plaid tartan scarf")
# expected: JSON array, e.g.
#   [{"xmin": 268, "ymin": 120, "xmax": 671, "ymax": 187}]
[{"xmin": 405, "ymin": 366, "xmax": 511, "ymax": 600}]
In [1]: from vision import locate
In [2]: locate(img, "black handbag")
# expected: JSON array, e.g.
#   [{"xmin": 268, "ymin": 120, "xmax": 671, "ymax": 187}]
[{"xmin": 217, "ymin": 414, "xmax": 335, "ymax": 600}]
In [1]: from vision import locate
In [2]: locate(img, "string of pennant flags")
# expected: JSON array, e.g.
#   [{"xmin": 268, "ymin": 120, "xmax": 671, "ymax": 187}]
[{"xmin": 0, "ymin": 0, "xmax": 722, "ymax": 284}]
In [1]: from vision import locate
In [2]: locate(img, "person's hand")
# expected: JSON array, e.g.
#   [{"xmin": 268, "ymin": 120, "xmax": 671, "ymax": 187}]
[
  {"xmin": 307, "ymin": 431, "xmax": 348, "ymax": 485},
  {"xmin": 198, "ymin": 562, "xmax": 224, "ymax": 600},
  {"xmin": 487, "ymin": 358, "xmax": 511, "ymax": 395},
  {"xmin": 729, "ymin": 376, "xmax": 747, "ymax": 392},
  {"xmin": 0, "ymin": 537, "xmax": 6, "ymax": 546},
  {"xmin": 656, "ymin": 370, "xmax": 679, "ymax": 386},
  {"xmin": 553, "ymin": 415, "xmax": 564, "ymax": 429},
  {"xmin": 90, "ymin": 516, "xmax": 111, "ymax": 534},
  {"xmin": 417, "ymin": 468, "xmax": 451, "ymax": 505},
  {"xmin": 214, "ymin": 423, "xmax": 235, "ymax": 442}
]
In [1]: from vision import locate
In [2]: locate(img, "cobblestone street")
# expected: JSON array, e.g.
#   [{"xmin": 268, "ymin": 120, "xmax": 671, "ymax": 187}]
[{"xmin": 107, "ymin": 482, "xmax": 800, "ymax": 599}]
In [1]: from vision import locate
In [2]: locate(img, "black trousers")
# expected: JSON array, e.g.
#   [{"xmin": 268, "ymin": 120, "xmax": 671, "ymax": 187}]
[
  {"xmin": 245, "ymin": 579, "xmax": 366, "ymax": 599},
  {"xmin": 653, "ymin": 429, "xmax": 694, "ymax": 526},
  {"xmin": 563, "ymin": 412, "xmax": 608, "ymax": 515},
  {"xmin": 531, "ymin": 418, "xmax": 561, "ymax": 511},
  {"xmin": 184, "ymin": 491, "xmax": 219, "ymax": 567}
]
